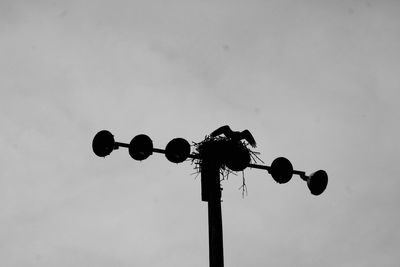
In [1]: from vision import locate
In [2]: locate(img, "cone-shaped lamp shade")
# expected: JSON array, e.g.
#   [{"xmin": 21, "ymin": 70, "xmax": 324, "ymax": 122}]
[
  {"xmin": 307, "ymin": 170, "xmax": 328, "ymax": 195},
  {"xmin": 92, "ymin": 130, "xmax": 115, "ymax": 157},
  {"xmin": 270, "ymin": 157, "xmax": 293, "ymax": 184},
  {"xmin": 165, "ymin": 138, "xmax": 191, "ymax": 163},
  {"xmin": 129, "ymin": 134, "xmax": 153, "ymax": 161},
  {"xmin": 225, "ymin": 142, "xmax": 251, "ymax": 172}
]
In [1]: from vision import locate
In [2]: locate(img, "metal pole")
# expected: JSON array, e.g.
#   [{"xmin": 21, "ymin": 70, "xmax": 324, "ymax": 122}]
[
  {"xmin": 201, "ymin": 160, "xmax": 224, "ymax": 267},
  {"xmin": 93, "ymin": 130, "xmax": 328, "ymax": 267},
  {"xmin": 208, "ymin": 194, "xmax": 224, "ymax": 267}
]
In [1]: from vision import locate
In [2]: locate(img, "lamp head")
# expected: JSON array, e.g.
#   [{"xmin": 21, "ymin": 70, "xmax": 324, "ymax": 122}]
[
  {"xmin": 270, "ymin": 157, "xmax": 293, "ymax": 184},
  {"xmin": 92, "ymin": 130, "xmax": 115, "ymax": 157},
  {"xmin": 165, "ymin": 138, "xmax": 191, "ymax": 163},
  {"xmin": 129, "ymin": 134, "xmax": 153, "ymax": 161},
  {"xmin": 307, "ymin": 170, "xmax": 328, "ymax": 195},
  {"xmin": 224, "ymin": 141, "xmax": 251, "ymax": 172}
]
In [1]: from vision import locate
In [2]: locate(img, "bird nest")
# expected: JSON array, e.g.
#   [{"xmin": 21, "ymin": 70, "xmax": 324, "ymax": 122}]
[{"xmin": 192, "ymin": 135, "xmax": 262, "ymax": 197}]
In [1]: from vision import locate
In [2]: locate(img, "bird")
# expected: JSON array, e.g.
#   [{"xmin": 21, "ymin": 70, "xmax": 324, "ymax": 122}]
[{"xmin": 210, "ymin": 125, "xmax": 257, "ymax": 148}]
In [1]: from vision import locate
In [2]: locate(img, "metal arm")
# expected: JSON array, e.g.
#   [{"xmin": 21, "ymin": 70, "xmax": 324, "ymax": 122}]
[
  {"xmin": 247, "ymin": 163, "xmax": 309, "ymax": 181},
  {"xmin": 114, "ymin": 141, "xmax": 309, "ymax": 180}
]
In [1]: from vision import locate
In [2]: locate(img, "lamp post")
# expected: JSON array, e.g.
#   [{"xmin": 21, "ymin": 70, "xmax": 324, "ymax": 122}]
[{"xmin": 92, "ymin": 127, "xmax": 328, "ymax": 267}]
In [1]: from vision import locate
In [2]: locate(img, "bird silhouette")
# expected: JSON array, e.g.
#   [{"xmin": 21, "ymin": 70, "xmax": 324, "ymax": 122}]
[{"xmin": 210, "ymin": 125, "xmax": 257, "ymax": 148}]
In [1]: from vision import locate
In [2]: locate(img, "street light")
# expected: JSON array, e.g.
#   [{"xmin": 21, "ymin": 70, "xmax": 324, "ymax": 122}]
[
  {"xmin": 165, "ymin": 138, "xmax": 191, "ymax": 163},
  {"xmin": 92, "ymin": 126, "xmax": 328, "ymax": 267}
]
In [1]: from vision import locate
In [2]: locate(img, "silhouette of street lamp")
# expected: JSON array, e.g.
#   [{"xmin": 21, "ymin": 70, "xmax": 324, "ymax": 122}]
[{"xmin": 92, "ymin": 127, "xmax": 328, "ymax": 267}]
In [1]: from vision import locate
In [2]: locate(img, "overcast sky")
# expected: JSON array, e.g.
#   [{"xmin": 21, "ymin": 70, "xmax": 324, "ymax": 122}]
[{"xmin": 1, "ymin": 0, "xmax": 400, "ymax": 266}]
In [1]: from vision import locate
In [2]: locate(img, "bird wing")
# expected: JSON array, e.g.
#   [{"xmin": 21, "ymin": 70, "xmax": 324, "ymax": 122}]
[
  {"xmin": 210, "ymin": 125, "xmax": 233, "ymax": 138},
  {"xmin": 241, "ymin": 130, "xmax": 257, "ymax": 147}
]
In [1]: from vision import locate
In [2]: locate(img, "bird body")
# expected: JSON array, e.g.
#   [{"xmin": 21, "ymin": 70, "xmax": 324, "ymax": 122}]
[{"xmin": 210, "ymin": 125, "xmax": 257, "ymax": 148}]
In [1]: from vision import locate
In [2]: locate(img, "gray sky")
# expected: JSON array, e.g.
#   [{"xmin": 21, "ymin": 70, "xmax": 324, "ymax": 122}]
[{"xmin": 1, "ymin": 0, "xmax": 399, "ymax": 266}]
